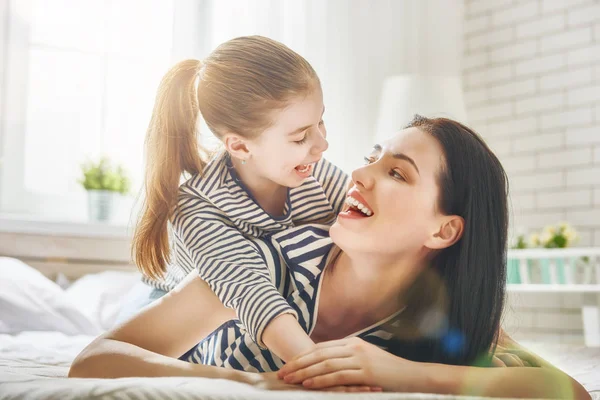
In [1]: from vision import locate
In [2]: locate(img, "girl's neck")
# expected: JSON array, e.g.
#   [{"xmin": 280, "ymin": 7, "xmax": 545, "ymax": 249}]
[
  {"xmin": 313, "ymin": 249, "xmax": 420, "ymax": 341},
  {"xmin": 229, "ymin": 156, "xmax": 288, "ymax": 217}
]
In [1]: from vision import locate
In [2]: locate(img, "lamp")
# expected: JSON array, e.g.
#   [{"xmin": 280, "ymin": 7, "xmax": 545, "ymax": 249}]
[{"xmin": 374, "ymin": 75, "xmax": 467, "ymax": 143}]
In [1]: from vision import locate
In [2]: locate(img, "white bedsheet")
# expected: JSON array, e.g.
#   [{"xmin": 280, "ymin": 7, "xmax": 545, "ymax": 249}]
[{"xmin": 0, "ymin": 332, "xmax": 598, "ymax": 400}]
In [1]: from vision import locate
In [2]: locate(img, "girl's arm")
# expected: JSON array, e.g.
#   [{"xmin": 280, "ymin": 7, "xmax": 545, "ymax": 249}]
[
  {"xmin": 173, "ymin": 196, "xmax": 315, "ymax": 361},
  {"xmin": 278, "ymin": 337, "xmax": 590, "ymax": 399}
]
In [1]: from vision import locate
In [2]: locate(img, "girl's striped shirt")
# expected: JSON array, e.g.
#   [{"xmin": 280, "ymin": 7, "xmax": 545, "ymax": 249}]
[
  {"xmin": 179, "ymin": 224, "xmax": 404, "ymax": 372},
  {"xmin": 144, "ymin": 152, "xmax": 349, "ymax": 346}
]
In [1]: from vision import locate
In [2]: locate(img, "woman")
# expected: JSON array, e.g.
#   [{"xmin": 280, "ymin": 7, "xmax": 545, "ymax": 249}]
[{"xmin": 69, "ymin": 116, "xmax": 589, "ymax": 398}]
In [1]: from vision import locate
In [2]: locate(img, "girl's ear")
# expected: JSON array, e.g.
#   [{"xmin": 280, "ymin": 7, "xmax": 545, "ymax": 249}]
[{"xmin": 222, "ymin": 133, "xmax": 250, "ymax": 163}]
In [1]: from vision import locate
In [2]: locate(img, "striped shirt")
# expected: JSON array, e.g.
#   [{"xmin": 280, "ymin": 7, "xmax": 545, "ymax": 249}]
[
  {"xmin": 179, "ymin": 224, "xmax": 404, "ymax": 372},
  {"xmin": 144, "ymin": 151, "xmax": 349, "ymax": 346}
]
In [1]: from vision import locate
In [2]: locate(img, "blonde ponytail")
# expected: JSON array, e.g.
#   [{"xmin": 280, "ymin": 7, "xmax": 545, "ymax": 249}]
[
  {"xmin": 133, "ymin": 59, "xmax": 208, "ymax": 279},
  {"xmin": 133, "ymin": 36, "xmax": 320, "ymax": 280}
]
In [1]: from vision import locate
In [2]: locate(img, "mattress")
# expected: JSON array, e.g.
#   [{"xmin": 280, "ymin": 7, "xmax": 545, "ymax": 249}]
[{"xmin": 0, "ymin": 332, "xmax": 598, "ymax": 400}]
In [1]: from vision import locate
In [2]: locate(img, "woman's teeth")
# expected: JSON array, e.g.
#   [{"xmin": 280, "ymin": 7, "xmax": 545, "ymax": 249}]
[
  {"xmin": 345, "ymin": 197, "xmax": 373, "ymax": 216},
  {"xmin": 296, "ymin": 164, "xmax": 310, "ymax": 173}
]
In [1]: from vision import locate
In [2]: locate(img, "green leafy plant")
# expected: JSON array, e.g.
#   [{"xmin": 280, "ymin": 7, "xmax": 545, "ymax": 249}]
[
  {"xmin": 529, "ymin": 222, "xmax": 579, "ymax": 249},
  {"xmin": 511, "ymin": 235, "xmax": 528, "ymax": 249},
  {"xmin": 79, "ymin": 157, "xmax": 131, "ymax": 195}
]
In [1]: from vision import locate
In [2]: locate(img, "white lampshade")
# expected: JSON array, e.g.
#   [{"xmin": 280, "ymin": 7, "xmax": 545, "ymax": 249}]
[{"xmin": 374, "ymin": 75, "xmax": 467, "ymax": 143}]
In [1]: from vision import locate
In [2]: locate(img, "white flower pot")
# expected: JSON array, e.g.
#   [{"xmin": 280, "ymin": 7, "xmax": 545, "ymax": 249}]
[{"xmin": 87, "ymin": 190, "xmax": 118, "ymax": 222}]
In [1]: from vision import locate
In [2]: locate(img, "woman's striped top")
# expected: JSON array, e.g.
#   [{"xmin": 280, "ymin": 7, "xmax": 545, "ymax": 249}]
[
  {"xmin": 143, "ymin": 151, "xmax": 349, "ymax": 346},
  {"xmin": 179, "ymin": 224, "xmax": 404, "ymax": 372}
]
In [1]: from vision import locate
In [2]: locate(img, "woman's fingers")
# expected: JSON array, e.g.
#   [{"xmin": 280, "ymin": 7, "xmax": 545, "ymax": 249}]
[
  {"xmin": 283, "ymin": 357, "xmax": 359, "ymax": 384},
  {"xmin": 495, "ymin": 353, "xmax": 524, "ymax": 367},
  {"xmin": 302, "ymin": 370, "xmax": 366, "ymax": 389},
  {"xmin": 321, "ymin": 385, "xmax": 377, "ymax": 393},
  {"xmin": 278, "ymin": 346, "xmax": 353, "ymax": 377},
  {"xmin": 509, "ymin": 350, "xmax": 542, "ymax": 367},
  {"xmin": 493, "ymin": 348, "xmax": 540, "ymax": 368},
  {"xmin": 491, "ymin": 355, "xmax": 507, "ymax": 367}
]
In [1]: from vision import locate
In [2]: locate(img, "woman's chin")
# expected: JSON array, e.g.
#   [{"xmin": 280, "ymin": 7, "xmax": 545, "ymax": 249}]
[{"xmin": 329, "ymin": 222, "xmax": 371, "ymax": 252}]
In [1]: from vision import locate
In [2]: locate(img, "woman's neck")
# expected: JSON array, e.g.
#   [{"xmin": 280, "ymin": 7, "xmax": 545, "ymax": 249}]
[
  {"xmin": 313, "ymin": 249, "xmax": 420, "ymax": 341},
  {"xmin": 230, "ymin": 157, "xmax": 288, "ymax": 217}
]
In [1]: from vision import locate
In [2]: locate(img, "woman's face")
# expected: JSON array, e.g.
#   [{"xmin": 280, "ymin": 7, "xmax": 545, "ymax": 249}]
[{"xmin": 330, "ymin": 127, "xmax": 448, "ymax": 259}]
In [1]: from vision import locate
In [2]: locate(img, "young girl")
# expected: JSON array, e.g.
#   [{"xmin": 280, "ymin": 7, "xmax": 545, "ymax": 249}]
[{"xmin": 130, "ymin": 36, "xmax": 349, "ymax": 362}]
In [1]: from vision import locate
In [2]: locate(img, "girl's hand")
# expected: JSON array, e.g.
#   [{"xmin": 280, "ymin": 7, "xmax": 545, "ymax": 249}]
[{"xmin": 277, "ymin": 337, "xmax": 417, "ymax": 391}]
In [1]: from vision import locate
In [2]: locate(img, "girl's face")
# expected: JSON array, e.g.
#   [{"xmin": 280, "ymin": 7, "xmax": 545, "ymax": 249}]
[
  {"xmin": 245, "ymin": 87, "xmax": 329, "ymax": 188},
  {"xmin": 330, "ymin": 127, "xmax": 451, "ymax": 260}
]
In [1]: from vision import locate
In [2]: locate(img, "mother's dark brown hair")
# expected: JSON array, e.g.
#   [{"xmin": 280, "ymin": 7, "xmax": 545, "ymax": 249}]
[{"xmin": 389, "ymin": 115, "xmax": 508, "ymax": 366}]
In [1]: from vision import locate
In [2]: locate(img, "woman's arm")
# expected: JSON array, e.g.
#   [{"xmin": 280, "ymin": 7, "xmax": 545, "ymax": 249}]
[
  {"xmin": 69, "ymin": 273, "xmax": 240, "ymax": 379},
  {"xmin": 278, "ymin": 337, "xmax": 590, "ymax": 399}
]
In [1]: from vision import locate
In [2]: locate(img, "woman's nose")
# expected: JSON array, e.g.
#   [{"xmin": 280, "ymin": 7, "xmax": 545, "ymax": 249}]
[{"xmin": 351, "ymin": 164, "xmax": 374, "ymax": 190}]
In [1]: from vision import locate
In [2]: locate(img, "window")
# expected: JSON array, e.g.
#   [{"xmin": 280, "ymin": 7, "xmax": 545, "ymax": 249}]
[{"xmin": 1, "ymin": 0, "xmax": 176, "ymax": 222}]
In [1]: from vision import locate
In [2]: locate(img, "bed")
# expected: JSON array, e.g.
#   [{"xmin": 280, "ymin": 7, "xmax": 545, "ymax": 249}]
[{"xmin": 1, "ymin": 257, "xmax": 599, "ymax": 400}]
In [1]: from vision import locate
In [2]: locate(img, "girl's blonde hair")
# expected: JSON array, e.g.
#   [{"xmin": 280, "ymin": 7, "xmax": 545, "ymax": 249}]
[{"xmin": 133, "ymin": 36, "xmax": 320, "ymax": 279}]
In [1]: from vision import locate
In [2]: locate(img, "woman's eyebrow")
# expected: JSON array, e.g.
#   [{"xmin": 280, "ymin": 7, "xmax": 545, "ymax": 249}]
[
  {"xmin": 393, "ymin": 153, "xmax": 420, "ymax": 175},
  {"xmin": 373, "ymin": 144, "xmax": 419, "ymax": 175}
]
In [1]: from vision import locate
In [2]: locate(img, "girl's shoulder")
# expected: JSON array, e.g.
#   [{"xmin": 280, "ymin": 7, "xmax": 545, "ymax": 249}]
[
  {"xmin": 312, "ymin": 158, "xmax": 349, "ymax": 185},
  {"xmin": 179, "ymin": 150, "xmax": 229, "ymax": 192}
]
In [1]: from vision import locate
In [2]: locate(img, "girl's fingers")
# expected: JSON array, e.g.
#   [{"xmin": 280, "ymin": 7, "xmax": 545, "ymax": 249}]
[
  {"xmin": 302, "ymin": 370, "xmax": 366, "ymax": 389},
  {"xmin": 283, "ymin": 357, "xmax": 359, "ymax": 384},
  {"xmin": 278, "ymin": 346, "xmax": 353, "ymax": 377}
]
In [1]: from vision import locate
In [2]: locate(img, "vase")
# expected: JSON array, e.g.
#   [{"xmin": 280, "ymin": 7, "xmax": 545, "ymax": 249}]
[
  {"xmin": 87, "ymin": 190, "xmax": 117, "ymax": 222},
  {"xmin": 539, "ymin": 258, "xmax": 567, "ymax": 284},
  {"xmin": 507, "ymin": 259, "xmax": 522, "ymax": 284}
]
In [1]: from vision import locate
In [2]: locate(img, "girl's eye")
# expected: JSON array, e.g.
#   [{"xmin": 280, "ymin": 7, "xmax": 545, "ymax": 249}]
[
  {"xmin": 390, "ymin": 170, "xmax": 406, "ymax": 181},
  {"xmin": 319, "ymin": 119, "xmax": 325, "ymax": 126},
  {"xmin": 294, "ymin": 134, "xmax": 308, "ymax": 144}
]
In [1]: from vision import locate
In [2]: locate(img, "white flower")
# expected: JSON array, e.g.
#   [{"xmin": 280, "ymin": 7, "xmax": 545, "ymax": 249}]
[
  {"xmin": 559, "ymin": 222, "xmax": 570, "ymax": 232},
  {"xmin": 529, "ymin": 233, "xmax": 540, "ymax": 247},
  {"xmin": 564, "ymin": 227, "xmax": 578, "ymax": 244},
  {"xmin": 540, "ymin": 231, "xmax": 553, "ymax": 246},
  {"xmin": 543, "ymin": 225, "xmax": 556, "ymax": 236}
]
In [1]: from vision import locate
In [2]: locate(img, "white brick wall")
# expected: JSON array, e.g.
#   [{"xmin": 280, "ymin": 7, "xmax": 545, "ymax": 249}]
[{"xmin": 463, "ymin": 0, "xmax": 600, "ymax": 344}]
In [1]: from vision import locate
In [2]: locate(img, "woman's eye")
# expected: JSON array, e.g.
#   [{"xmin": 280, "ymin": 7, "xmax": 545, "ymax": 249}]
[
  {"xmin": 319, "ymin": 119, "xmax": 325, "ymax": 126},
  {"xmin": 363, "ymin": 156, "xmax": 375, "ymax": 165},
  {"xmin": 390, "ymin": 170, "xmax": 406, "ymax": 181}
]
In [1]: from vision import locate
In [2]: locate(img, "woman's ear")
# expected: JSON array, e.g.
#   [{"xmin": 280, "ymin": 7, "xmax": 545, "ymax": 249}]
[
  {"xmin": 425, "ymin": 216, "xmax": 464, "ymax": 250},
  {"xmin": 222, "ymin": 133, "xmax": 250, "ymax": 162}
]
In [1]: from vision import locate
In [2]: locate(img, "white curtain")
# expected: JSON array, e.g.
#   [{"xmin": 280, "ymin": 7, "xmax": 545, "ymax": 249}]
[{"xmin": 200, "ymin": 0, "xmax": 464, "ymax": 172}]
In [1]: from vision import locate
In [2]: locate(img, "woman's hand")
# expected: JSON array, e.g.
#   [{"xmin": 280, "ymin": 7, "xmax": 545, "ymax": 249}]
[
  {"xmin": 491, "ymin": 330, "xmax": 542, "ymax": 368},
  {"xmin": 237, "ymin": 371, "xmax": 377, "ymax": 393},
  {"xmin": 234, "ymin": 371, "xmax": 302, "ymax": 391},
  {"xmin": 277, "ymin": 337, "xmax": 417, "ymax": 391}
]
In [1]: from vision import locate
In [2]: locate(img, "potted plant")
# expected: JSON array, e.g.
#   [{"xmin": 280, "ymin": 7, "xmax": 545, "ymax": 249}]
[
  {"xmin": 507, "ymin": 234, "xmax": 528, "ymax": 284},
  {"xmin": 79, "ymin": 157, "xmax": 131, "ymax": 222},
  {"xmin": 529, "ymin": 223, "xmax": 579, "ymax": 284}
]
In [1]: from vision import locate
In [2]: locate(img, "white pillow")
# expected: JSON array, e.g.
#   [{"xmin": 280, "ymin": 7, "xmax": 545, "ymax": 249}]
[
  {"xmin": 66, "ymin": 270, "xmax": 141, "ymax": 330},
  {"xmin": 0, "ymin": 257, "xmax": 101, "ymax": 335}
]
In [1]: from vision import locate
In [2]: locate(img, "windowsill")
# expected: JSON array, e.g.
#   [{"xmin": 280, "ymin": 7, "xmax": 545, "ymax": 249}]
[{"xmin": 0, "ymin": 213, "xmax": 132, "ymax": 239}]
